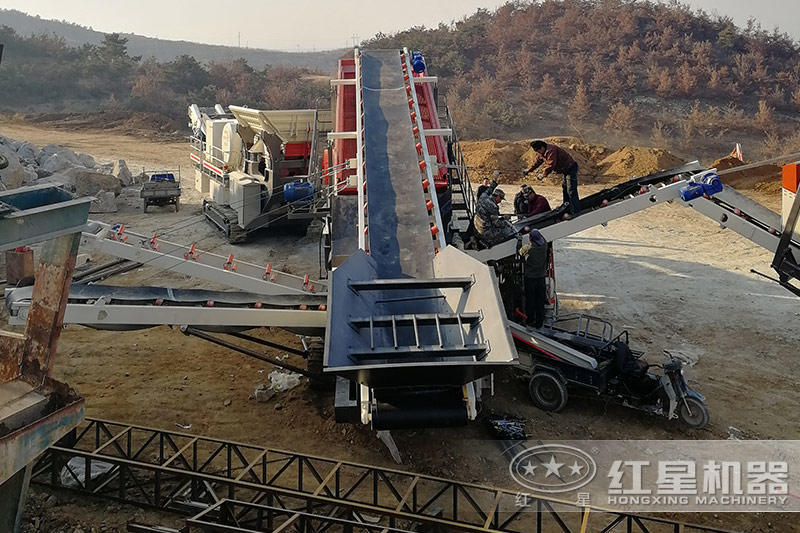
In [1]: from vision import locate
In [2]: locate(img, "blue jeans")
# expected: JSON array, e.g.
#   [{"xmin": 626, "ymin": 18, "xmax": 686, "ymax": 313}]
[{"xmin": 562, "ymin": 163, "xmax": 580, "ymax": 216}]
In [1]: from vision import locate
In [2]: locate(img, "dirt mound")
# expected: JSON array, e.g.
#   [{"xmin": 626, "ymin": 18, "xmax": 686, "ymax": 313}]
[
  {"xmin": 461, "ymin": 137, "xmax": 609, "ymax": 184},
  {"xmin": 597, "ymin": 146, "xmax": 685, "ymax": 180},
  {"xmin": 460, "ymin": 140, "xmax": 529, "ymax": 182},
  {"xmin": 711, "ymin": 155, "xmax": 782, "ymax": 191}
]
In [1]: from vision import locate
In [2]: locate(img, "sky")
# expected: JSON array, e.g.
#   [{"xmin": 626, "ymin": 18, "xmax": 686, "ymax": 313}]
[{"xmin": 3, "ymin": 0, "xmax": 799, "ymax": 51}]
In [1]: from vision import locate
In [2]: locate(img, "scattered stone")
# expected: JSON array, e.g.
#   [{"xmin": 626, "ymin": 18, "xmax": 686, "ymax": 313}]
[
  {"xmin": 254, "ymin": 383, "xmax": 276, "ymax": 402},
  {"xmin": 22, "ymin": 165, "xmax": 38, "ymax": 184},
  {"xmin": 89, "ymin": 190, "xmax": 118, "ymax": 213},
  {"xmin": 112, "ymin": 159, "xmax": 133, "ymax": 186},
  {"xmin": 223, "ymin": 399, "xmax": 232, "ymax": 407},
  {"xmin": 73, "ymin": 170, "xmax": 123, "ymax": 196},
  {"xmin": 15, "ymin": 141, "xmax": 37, "ymax": 164},
  {"xmin": 0, "ymin": 144, "xmax": 26, "ymax": 189},
  {"xmin": 274, "ymin": 403, "xmax": 283, "ymax": 410}
]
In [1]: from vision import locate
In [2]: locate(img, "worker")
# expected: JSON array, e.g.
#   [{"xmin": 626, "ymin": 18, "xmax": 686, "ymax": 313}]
[
  {"xmin": 524, "ymin": 140, "xmax": 580, "ymax": 218},
  {"xmin": 523, "ymin": 186, "xmax": 551, "ymax": 218},
  {"xmin": 519, "ymin": 229, "xmax": 549, "ymax": 328},
  {"xmin": 476, "ymin": 177, "xmax": 491, "ymax": 201},
  {"xmin": 474, "ymin": 180, "xmax": 516, "ymax": 246},
  {"xmin": 513, "ymin": 184, "xmax": 532, "ymax": 216}
]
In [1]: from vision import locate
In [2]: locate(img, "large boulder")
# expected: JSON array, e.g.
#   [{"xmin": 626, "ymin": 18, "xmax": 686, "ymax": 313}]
[
  {"xmin": 43, "ymin": 167, "xmax": 122, "ymax": 196},
  {"xmin": 22, "ymin": 165, "xmax": 38, "ymax": 185},
  {"xmin": 37, "ymin": 145, "xmax": 96, "ymax": 173},
  {"xmin": 0, "ymin": 144, "xmax": 26, "ymax": 189},
  {"xmin": 89, "ymin": 190, "xmax": 118, "ymax": 213},
  {"xmin": 40, "ymin": 152, "xmax": 78, "ymax": 174},
  {"xmin": 74, "ymin": 170, "xmax": 122, "ymax": 197},
  {"xmin": 112, "ymin": 159, "xmax": 133, "ymax": 186},
  {"xmin": 14, "ymin": 142, "xmax": 37, "ymax": 165}
]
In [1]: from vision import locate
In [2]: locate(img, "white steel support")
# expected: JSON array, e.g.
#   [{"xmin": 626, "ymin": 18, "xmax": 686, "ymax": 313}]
[
  {"xmin": 354, "ymin": 48, "xmax": 368, "ymax": 251},
  {"xmin": 402, "ymin": 47, "xmax": 447, "ymax": 251},
  {"xmin": 469, "ymin": 174, "xmax": 790, "ymax": 264},
  {"xmin": 81, "ymin": 221, "xmax": 326, "ymax": 296},
  {"xmin": 8, "ymin": 301, "xmax": 327, "ymax": 330}
]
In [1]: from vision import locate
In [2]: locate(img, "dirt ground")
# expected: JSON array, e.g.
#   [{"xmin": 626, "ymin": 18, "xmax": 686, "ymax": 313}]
[{"xmin": 2, "ymin": 123, "xmax": 798, "ymax": 533}]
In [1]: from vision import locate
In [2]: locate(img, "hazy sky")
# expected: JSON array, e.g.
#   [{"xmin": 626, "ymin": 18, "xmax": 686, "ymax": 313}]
[{"xmin": 4, "ymin": 0, "xmax": 798, "ymax": 51}]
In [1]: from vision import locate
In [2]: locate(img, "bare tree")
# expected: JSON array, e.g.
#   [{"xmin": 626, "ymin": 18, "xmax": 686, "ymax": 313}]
[
  {"xmin": 568, "ymin": 83, "xmax": 591, "ymax": 124},
  {"xmin": 604, "ymin": 101, "xmax": 636, "ymax": 131}
]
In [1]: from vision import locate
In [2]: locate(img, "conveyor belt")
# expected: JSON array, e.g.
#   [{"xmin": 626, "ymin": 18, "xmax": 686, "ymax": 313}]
[
  {"xmin": 513, "ymin": 161, "xmax": 706, "ymax": 232},
  {"xmin": 362, "ymin": 49, "xmax": 435, "ymax": 278},
  {"xmin": 5, "ymin": 284, "xmax": 324, "ymax": 309},
  {"xmin": 5, "ymin": 284, "xmax": 327, "ymax": 333}
]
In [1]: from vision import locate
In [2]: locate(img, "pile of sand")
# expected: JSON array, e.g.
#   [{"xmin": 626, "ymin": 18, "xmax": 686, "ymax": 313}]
[
  {"xmin": 711, "ymin": 155, "xmax": 782, "ymax": 192},
  {"xmin": 461, "ymin": 136, "xmax": 609, "ymax": 184},
  {"xmin": 596, "ymin": 146, "xmax": 685, "ymax": 180},
  {"xmin": 460, "ymin": 140, "xmax": 529, "ymax": 182}
]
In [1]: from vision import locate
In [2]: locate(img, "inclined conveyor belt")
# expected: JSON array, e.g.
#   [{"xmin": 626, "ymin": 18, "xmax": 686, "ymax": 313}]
[{"xmin": 362, "ymin": 49, "xmax": 435, "ymax": 279}]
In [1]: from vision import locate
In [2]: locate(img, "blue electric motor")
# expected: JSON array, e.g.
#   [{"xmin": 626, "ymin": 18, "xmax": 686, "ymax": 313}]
[
  {"xmin": 679, "ymin": 183, "xmax": 704, "ymax": 202},
  {"xmin": 411, "ymin": 51, "xmax": 426, "ymax": 73},
  {"xmin": 284, "ymin": 181, "xmax": 314, "ymax": 204},
  {"xmin": 699, "ymin": 171, "xmax": 723, "ymax": 196},
  {"xmin": 679, "ymin": 171, "xmax": 722, "ymax": 201}
]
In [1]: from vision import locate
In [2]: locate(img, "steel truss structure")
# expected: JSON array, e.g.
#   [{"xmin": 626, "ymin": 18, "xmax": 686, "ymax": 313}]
[{"xmin": 33, "ymin": 419, "xmax": 733, "ymax": 533}]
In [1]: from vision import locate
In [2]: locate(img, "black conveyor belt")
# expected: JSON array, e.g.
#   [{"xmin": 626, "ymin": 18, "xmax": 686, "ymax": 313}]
[{"xmin": 362, "ymin": 49, "xmax": 435, "ymax": 278}]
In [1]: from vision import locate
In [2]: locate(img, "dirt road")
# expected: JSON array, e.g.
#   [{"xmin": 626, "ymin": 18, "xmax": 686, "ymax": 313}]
[{"xmin": 2, "ymin": 123, "xmax": 797, "ymax": 533}]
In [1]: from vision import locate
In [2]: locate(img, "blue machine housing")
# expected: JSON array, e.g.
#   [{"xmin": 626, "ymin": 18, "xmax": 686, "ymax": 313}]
[
  {"xmin": 679, "ymin": 171, "xmax": 722, "ymax": 201},
  {"xmin": 284, "ymin": 181, "xmax": 314, "ymax": 204},
  {"xmin": 411, "ymin": 51, "xmax": 426, "ymax": 73}
]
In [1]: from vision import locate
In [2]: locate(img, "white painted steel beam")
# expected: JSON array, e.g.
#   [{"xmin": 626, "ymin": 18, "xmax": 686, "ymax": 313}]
[
  {"xmin": 81, "ymin": 221, "xmax": 326, "ymax": 296},
  {"xmin": 402, "ymin": 47, "xmax": 446, "ymax": 251},
  {"xmin": 8, "ymin": 302, "xmax": 327, "ymax": 329}
]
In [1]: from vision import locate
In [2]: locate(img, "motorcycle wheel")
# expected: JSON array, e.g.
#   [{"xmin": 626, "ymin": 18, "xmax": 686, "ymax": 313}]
[
  {"xmin": 528, "ymin": 372, "xmax": 568, "ymax": 412},
  {"xmin": 678, "ymin": 396, "xmax": 710, "ymax": 429}
]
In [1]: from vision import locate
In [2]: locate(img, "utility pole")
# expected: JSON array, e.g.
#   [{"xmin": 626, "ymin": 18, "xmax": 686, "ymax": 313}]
[
  {"xmin": 350, "ymin": 33, "xmax": 359, "ymax": 48},
  {"xmin": 238, "ymin": 32, "xmax": 241, "ymax": 48}
]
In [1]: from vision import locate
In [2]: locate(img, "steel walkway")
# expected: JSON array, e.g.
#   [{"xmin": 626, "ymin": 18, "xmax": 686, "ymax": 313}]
[{"xmin": 32, "ymin": 418, "xmax": 736, "ymax": 533}]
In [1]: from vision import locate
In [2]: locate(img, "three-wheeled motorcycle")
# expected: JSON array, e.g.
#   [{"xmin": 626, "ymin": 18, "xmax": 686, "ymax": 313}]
[{"xmin": 509, "ymin": 314, "xmax": 710, "ymax": 429}]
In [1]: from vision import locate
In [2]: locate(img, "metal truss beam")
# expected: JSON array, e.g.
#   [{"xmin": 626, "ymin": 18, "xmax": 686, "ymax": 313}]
[{"xmin": 33, "ymin": 419, "xmax": 734, "ymax": 533}]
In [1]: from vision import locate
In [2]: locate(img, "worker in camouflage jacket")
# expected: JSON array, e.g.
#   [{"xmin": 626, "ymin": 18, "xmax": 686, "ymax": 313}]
[{"xmin": 474, "ymin": 180, "xmax": 516, "ymax": 246}]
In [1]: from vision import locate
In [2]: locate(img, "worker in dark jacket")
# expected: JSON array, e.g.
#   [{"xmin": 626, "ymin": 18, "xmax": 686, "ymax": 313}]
[
  {"xmin": 476, "ymin": 177, "xmax": 491, "ymax": 201},
  {"xmin": 519, "ymin": 229, "xmax": 549, "ymax": 328},
  {"xmin": 515, "ymin": 185, "xmax": 552, "ymax": 218},
  {"xmin": 475, "ymin": 180, "xmax": 516, "ymax": 246},
  {"xmin": 513, "ymin": 184, "xmax": 532, "ymax": 216},
  {"xmin": 525, "ymin": 186, "xmax": 551, "ymax": 217},
  {"xmin": 524, "ymin": 140, "xmax": 580, "ymax": 218}
]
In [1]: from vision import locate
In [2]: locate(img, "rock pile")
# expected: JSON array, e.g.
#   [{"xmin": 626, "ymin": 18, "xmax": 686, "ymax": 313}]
[{"xmin": 0, "ymin": 134, "xmax": 144, "ymax": 213}]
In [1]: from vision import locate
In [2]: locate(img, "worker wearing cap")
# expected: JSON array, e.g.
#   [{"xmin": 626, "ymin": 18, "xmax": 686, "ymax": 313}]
[
  {"xmin": 474, "ymin": 180, "xmax": 516, "ymax": 246},
  {"xmin": 515, "ymin": 184, "xmax": 552, "ymax": 218},
  {"xmin": 514, "ymin": 184, "xmax": 532, "ymax": 216},
  {"xmin": 519, "ymin": 229, "xmax": 549, "ymax": 328},
  {"xmin": 524, "ymin": 140, "xmax": 580, "ymax": 218}
]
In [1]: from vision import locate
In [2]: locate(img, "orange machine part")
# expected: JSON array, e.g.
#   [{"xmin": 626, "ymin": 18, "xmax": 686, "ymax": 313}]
[{"xmin": 783, "ymin": 163, "xmax": 800, "ymax": 193}]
